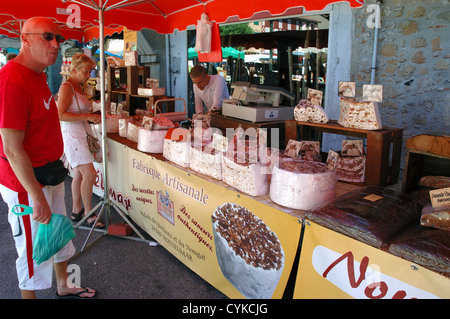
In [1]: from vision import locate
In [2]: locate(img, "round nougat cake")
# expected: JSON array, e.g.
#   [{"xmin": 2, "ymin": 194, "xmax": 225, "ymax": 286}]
[
  {"xmin": 212, "ymin": 203, "xmax": 284, "ymax": 298},
  {"xmin": 137, "ymin": 128, "xmax": 167, "ymax": 153},
  {"xmin": 270, "ymin": 159, "xmax": 337, "ymax": 210}
]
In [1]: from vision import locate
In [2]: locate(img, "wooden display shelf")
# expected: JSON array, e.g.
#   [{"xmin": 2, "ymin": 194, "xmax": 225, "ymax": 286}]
[
  {"xmin": 108, "ymin": 93, "xmax": 175, "ymax": 116},
  {"xmin": 107, "ymin": 65, "xmax": 150, "ymax": 95},
  {"xmin": 210, "ymin": 114, "xmax": 286, "ymax": 149},
  {"xmin": 60, "ymin": 73, "xmax": 99, "ymax": 100},
  {"xmin": 285, "ymin": 119, "xmax": 403, "ymax": 187},
  {"xmin": 106, "ymin": 65, "xmax": 152, "ymax": 115}
]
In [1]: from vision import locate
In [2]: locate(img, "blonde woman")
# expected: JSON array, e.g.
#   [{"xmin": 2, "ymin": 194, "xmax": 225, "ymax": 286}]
[{"xmin": 57, "ymin": 53, "xmax": 103, "ymax": 228}]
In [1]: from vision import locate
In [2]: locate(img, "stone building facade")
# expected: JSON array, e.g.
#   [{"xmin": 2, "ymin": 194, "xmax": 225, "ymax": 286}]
[{"xmin": 350, "ymin": 0, "xmax": 449, "ymax": 166}]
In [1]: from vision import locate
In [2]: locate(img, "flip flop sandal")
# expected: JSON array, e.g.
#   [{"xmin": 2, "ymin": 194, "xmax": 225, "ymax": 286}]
[
  {"xmin": 71, "ymin": 208, "xmax": 85, "ymax": 222},
  {"xmin": 84, "ymin": 216, "xmax": 105, "ymax": 229},
  {"xmin": 56, "ymin": 287, "xmax": 98, "ymax": 299}
]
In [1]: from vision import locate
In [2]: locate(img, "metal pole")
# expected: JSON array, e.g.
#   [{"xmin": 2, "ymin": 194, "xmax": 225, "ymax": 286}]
[
  {"xmin": 288, "ymin": 45, "xmax": 294, "ymax": 106},
  {"xmin": 370, "ymin": 0, "xmax": 382, "ymax": 84},
  {"xmin": 72, "ymin": 0, "xmax": 155, "ymax": 252},
  {"xmin": 98, "ymin": 1, "xmax": 110, "ymax": 228}
]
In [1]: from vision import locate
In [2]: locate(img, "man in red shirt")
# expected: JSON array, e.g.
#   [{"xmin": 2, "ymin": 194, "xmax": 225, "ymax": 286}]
[{"xmin": 0, "ymin": 17, "xmax": 97, "ymax": 299}]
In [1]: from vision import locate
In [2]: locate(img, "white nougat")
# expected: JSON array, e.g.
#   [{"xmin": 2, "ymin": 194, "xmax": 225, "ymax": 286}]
[
  {"xmin": 137, "ymin": 128, "xmax": 167, "ymax": 153},
  {"xmin": 270, "ymin": 159, "xmax": 337, "ymax": 210},
  {"xmin": 338, "ymin": 98, "xmax": 383, "ymax": 130},
  {"xmin": 294, "ymin": 99, "xmax": 329, "ymax": 123},
  {"xmin": 189, "ymin": 143, "xmax": 223, "ymax": 180}
]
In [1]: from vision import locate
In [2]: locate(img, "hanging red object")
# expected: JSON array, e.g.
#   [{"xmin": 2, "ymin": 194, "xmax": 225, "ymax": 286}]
[{"xmin": 198, "ymin": 22, "xmax": 222, "ymax": 63}]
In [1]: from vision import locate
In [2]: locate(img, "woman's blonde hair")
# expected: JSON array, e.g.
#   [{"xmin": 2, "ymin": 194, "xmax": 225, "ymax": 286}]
[{"xmin": 70, "ymin": 53, "xmax": 97, "ymax": 73}]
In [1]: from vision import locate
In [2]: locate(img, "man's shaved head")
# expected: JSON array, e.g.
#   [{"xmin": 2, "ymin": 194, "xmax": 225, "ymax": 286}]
[
  {"xmin": 16, "ymin": 17, "xmax": 61, "ymax": 73},
  {"xmin": 21, "ymin": 17, "xmax": 59, "ymax": 40}
]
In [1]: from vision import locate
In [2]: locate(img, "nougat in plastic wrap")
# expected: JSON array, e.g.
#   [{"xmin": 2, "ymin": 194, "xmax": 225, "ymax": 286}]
[
  {"xmin": 387, "ymin": 225, "xmax": 450, "ymax": 276},
  {"xmin": 304, "ymin": 186, "xmax": 421, "ymax": 249},
  {"xmin": 420, "ymin": 203, "xmax": 450, "ymax": 231}
]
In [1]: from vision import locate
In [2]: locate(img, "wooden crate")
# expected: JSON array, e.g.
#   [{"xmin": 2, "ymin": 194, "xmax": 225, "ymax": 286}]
[{"xmin": 402, "ymin": 134, "xmax": 450, "ymax": 193}]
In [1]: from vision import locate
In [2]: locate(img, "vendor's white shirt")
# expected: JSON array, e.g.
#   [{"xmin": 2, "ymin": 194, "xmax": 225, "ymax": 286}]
[{"xmin": 194, "ymin": 75, "xmax": 230, "ymax": 113}]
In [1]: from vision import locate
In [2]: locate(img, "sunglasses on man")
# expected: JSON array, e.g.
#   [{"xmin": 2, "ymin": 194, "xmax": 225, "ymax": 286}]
[{"xmin": 23, "ymin": 32, "xmax": 65, "ymax": 43}]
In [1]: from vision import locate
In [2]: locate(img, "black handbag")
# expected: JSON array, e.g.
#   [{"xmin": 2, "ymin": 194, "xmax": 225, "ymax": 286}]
[{"xmin": 33, "ymin": 159, "xmax": 69, "ymax": 186}]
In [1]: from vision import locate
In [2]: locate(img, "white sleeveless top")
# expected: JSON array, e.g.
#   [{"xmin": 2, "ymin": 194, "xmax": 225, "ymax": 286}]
[
  {"xmin": 61, "ymin": 81, "xmax": 92, "ymax": 115},
  {"xmin": 60, "ymin": 81, "xmax": 95, "ymax": 167}
]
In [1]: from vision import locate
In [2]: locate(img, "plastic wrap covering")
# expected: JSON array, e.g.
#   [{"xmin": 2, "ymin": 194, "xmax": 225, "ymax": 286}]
[
  {"xmin": 420, "ymin": 203, "xmax": 450, "ymax": 231},
  {"xmin": 189, "ymin": 143, "xmax": 223, "ymax": 180},
  {"xmin": 137, "ymin": 129, "xmax": 167, "ymax": 153},
  {"xmin": 387, "ymin": 226, "xmax": 450, "ymax": 276},
  {"xmin": 221, "ymin": 140, "xmax": 268, "ymax": 197},
  {"xmin": 410, "ymin": 188, "xmax": 433, "ymax": 207},
  {"xmin": 419, "ymin": 176, "xmax": 450, "ymax": 189},
  {"xmin": 304, "ymin": 186, "xmax": 420, "ymax": 249},
  {"xmin": 270, "ymin": 159, "xmax": 337, "ymax": 210}
]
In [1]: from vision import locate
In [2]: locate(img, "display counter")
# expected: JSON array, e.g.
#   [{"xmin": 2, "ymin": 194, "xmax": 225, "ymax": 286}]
[
  {"xmin": 92, "ymin": 133, "xmax": 449, "ymax": 299},
  {"xmin": 105, "ymin": 133, "xmax": 361, "ymax": 219}
]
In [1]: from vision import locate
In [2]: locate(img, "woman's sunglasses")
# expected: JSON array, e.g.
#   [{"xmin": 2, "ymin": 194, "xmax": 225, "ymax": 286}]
[{"xmin": 23, "ymin": 32, "xmax": 65, "ymax": 43}]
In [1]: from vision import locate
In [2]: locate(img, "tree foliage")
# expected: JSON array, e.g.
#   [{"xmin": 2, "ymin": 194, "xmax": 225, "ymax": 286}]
[{"xmin": 219, "ymin": 23, "xmax": 254, "ymax": 36}]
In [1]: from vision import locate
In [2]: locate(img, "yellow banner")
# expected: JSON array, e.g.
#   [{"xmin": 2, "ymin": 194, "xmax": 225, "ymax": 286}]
[
  {"xmin": 294, "ymin": 221, "xmax": 450, "ymax": 299},
  {"xmin": 105, "ymin": 139, "xmax": 302, "ymax": 299}
]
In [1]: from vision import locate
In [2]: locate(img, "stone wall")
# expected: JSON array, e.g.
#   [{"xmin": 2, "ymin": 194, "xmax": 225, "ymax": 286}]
[{"xmin": 350, "ymin": 0, "xmax": 449, "ymax": 169}]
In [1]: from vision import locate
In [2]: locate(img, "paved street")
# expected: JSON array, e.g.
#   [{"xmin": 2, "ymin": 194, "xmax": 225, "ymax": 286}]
[{"xmin": 0, "ymin": 177, "xmax": 227, "ymax": 300}]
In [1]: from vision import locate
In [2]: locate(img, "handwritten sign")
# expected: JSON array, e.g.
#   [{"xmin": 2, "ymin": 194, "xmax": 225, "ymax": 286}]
[{"xmin": 429, "ymin": 187, "xmax": 450, "ymax": 208}]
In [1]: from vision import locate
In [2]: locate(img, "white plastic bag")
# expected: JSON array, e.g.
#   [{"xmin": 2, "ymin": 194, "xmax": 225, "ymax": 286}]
[{"xmin": 195, "ymin": 13, "xmax": 212, "ymax": 53}]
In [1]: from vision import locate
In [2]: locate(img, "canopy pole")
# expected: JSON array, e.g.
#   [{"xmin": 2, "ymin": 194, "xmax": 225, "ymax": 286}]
[
  {"xmin": 98, "ymin": 4, "xmax": 109, "ymax": 223},
  {"xmin": 75, "ymin": 0, "xmax": 154, "ymax": 253}
]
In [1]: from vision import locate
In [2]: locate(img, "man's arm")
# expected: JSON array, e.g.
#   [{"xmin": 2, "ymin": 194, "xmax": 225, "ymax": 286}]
[{"xmin": 0, "ymin": 128, "xmax": 51, "ymax": 224}]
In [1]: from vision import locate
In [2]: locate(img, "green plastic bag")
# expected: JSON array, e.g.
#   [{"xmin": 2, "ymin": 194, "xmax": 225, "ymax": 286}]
[{"xmin": 12, "ymin": 204, "xmax": 76, "ymax": 265}]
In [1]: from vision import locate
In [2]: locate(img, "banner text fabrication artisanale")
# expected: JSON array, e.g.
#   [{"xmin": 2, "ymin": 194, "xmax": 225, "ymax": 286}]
[{"xmin": 132, "ymin": 158, "xmax": 209, "ymax": 205}]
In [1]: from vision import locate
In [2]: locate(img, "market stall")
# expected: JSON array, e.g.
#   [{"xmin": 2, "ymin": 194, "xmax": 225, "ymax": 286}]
[
  {"xmin": 90, "ymin": 130, "xmax": 449, "ymax": 298},
  {"xmin": 3, "ymin": 0, "xmax": 449, "ymax": 299},
  {"xmin": 87, "ymin": 40, "xmax": 448, "ymax": 297},
  {"xmin": 89, "ymin": 71, "xmax": 448, "ymax": 298}
]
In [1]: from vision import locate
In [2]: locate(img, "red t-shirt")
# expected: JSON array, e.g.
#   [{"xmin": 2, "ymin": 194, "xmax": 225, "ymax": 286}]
[{"xmin": 0, "ymin": 60, "xmax": 63, "ymax": 192}]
